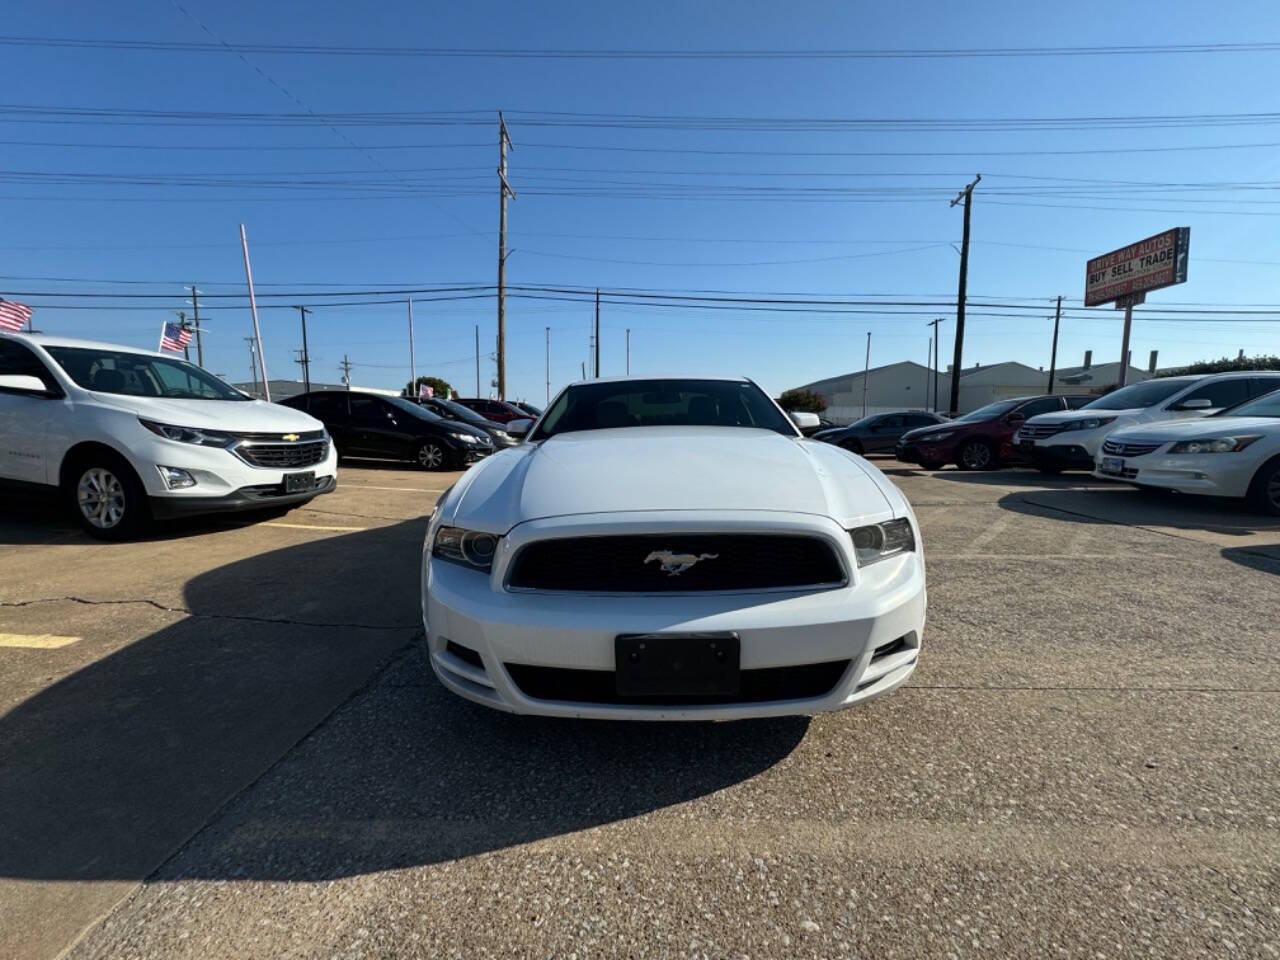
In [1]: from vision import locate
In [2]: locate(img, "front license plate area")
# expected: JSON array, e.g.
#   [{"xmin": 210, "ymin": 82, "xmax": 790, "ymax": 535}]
[
  {"xmin": 284, "ymin": 470, "xmax": 315, "ymax": 493},
  {"xmin": 615, "ymin": 633, "xmax": 740, "ymax": 696},
  {"xmin": 1101, "ymin": 457, "xmax": 1125, "ymax": 475}
]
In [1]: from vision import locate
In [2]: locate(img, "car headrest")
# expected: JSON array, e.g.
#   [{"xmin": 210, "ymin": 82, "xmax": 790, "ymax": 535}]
[{"xmin": 91, "ymin": 368, "xmax": 126, "ymax": 392}]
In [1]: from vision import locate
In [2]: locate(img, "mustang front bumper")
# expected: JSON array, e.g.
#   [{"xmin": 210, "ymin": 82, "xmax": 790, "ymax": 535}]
[{"xmin": 421, "ymin": 510, "xmax": 926, "ymax": 720}]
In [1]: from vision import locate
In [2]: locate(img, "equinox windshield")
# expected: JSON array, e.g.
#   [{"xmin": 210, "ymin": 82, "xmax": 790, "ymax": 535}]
[
  {"xmin": 45, "ymin": 346, "xmax": 248, "ymax": 400},
  {"xmin": 531, "ymin": 379, "xmax": 796, "ymax": 439}
]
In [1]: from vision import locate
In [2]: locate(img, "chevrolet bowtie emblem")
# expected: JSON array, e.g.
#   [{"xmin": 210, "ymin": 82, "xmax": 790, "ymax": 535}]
[{"xmin": 282, "ymin": 433, "xmax": 300, "ymax": 442}]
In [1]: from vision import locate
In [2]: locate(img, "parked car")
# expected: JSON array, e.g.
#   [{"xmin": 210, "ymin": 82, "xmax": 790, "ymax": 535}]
[
  {"xmin": 815, "ymin": 411, "xmax": 947, "ymax": 455},
  {"xmin": 1094, "ymin": 387, "xmax": 1280, "ymax": 514},
  {"xmin": 413, "ymin": 395, "xmax": 522, "ymax": 449},
  {"xmin": 280, "ymin": 390, "xmax": 492, "ymax": 469},
  {"xmin": 0, "ymin": 331, "xmax": 335, "ymax": 539},
  {"xmin": 896, "ymin": 394, "xmax": 1091, "ymax": 470},
  {"xmin": 452, "ymin": 397, "xmax": 531, "ymax": 425},
  {"xmin": 1016, "ymin": 371, "xmax": 1280, "ymax": 472},
  {"xmin": 423, "ymin": 375, "xmax": 924, "ymax": 719},
  {"xmin": 512, "ymin": 401, "xmax": 543, "ymax": 418}
]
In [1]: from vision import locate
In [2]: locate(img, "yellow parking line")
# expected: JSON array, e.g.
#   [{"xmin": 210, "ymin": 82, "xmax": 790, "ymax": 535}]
[
  {"xmin": 263, "ymin": 522, "xmax": 367, "ymax": 532},
  {"xmin": 0, "ymin": 634, "xmax": 80, "ymax": 649}
]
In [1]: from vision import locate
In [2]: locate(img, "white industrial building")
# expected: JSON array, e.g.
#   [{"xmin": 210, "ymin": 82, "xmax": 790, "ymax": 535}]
[
  {"xmin": 795, "ymin": 353, "xmax": 1154, "ymax": 423},
  {"xmin": 231, "ymin": 379, "xmax": 401, "ymax": 400}
]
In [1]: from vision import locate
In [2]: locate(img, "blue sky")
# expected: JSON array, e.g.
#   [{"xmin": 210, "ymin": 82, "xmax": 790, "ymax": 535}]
[{"xmin": 5, "ymin": 0, "xmax": 1280, "ymax": 401}]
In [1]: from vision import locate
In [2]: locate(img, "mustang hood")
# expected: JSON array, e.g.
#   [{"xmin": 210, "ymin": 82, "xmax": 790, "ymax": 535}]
[{"xmin": 446, "ymin": 426, "xmax": 897, "ymax": 531}]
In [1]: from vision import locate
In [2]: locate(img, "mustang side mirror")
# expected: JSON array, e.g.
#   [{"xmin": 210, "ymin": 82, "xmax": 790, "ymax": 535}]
[
  {"xmin": 789, "ymin": 411, "xmax": 820, "ymax": 433},
  {"xmin": 506, "ymin": 418, "xmax": 532, "ymax": 437}
]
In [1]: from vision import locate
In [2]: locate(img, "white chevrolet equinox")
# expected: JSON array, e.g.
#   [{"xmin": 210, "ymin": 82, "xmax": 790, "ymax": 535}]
[{"xmin": 0, "ymin": 332, "xmax": 336, "ymax": 539}]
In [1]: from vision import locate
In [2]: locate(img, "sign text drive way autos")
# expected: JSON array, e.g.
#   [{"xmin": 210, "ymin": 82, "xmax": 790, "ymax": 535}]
[{"xmin": 1084, "ymin": 227, "xmax": 1190, "ymax": 307}]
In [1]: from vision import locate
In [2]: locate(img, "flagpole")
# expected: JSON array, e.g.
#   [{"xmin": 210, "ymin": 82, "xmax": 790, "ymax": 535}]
[
  {"xmin": 158, "ymin": 320, "xmax": 168, "ymax": 353},
  {"xmin": 239, "ymin": 224, "xmax": 270, "ymax": 401}
]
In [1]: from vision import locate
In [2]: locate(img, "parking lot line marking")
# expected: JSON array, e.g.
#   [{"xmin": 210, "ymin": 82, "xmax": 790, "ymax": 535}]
[
  {"xmin": 263, "ymin": 521, "xmax": 367, "ymax": 532},
  {"xmin": 0, "ymin": 633, "xmax": 80, "ymax": 649},
  {"xmin": 346, "ymin": 485, "xmax": 438, "ymax": 493},
  {"xmin": 960, "ymin": 512, "xmax": 1012, "ymax": 555}
]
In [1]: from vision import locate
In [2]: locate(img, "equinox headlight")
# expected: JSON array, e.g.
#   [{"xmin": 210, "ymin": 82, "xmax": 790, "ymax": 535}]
[
  {"xmin": 1064, "ymin": 417, "xmax": 1117, "ymax": 432},
  {"xmin": 1168, "ymin": 436, "xmax": 1259, "ymax": 455},
  {"xmin": 432, "ymin": 526, "xmax": 499, "ymax": 571},
  {"xmin": 850, "ymin": 518, "xmax": 915, "ymax": 567},
  {"xmin": 139, "ymin": 418, "xmax": 236, "ymax": 448}
]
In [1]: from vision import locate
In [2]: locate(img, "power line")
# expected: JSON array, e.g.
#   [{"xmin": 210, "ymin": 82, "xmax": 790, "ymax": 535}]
[{"xmin": 5, "ymin": 35, "xmax": 1280, "ymax": 59}]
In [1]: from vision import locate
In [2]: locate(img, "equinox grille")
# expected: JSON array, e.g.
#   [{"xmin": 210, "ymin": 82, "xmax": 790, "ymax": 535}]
[
  {"xmin": 235, "ymin": 436, "xmax": 328, "ymax": 468},
  {"xmin": 507, "ymin": 534, "xmax": 845, "ymax": 592}
]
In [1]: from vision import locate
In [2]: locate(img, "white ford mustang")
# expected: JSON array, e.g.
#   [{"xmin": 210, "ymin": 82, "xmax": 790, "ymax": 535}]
[{"xmin": 421, "ymin": 375, "xmax": 926, "ymax": 720}]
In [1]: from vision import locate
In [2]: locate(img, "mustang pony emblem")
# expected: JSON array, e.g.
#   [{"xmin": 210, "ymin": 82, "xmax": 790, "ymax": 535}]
[
  {"xmin": 282, "ymin": 433, "xmax": 300, "ymax": 442},
  {"xmin": 644, "ymin": 550, "xmax": 719, "ymax": 576}
]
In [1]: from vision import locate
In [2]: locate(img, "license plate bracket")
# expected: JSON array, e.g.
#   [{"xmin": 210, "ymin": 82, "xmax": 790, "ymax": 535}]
[
  {"xmin": 1101, "ymin": 457, "xmax": 1125, "ymax": 475},
  {"xmin": 615, "ymin": 632, "xmax": 740, "ymax": 696},
  {"xmin": 284, "ymin": 470, "xmax": 315, "ymax": 493}
]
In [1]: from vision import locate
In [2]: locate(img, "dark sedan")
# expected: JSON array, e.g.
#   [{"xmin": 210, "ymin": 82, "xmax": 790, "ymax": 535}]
[
  {"xmin": 280, "ymin": 391, "xmax": 493, "ymax": 469},
  {"xmin": 896, "ymin": 394, "xmax": 1090, "ymax": 471},
  {"xmin": 452, "ymin": 397, "xmax": 531, "ymax": 425},
  {"xmin": 814, "ymin": 411, "xmax": 947, "ymax": 455},
  {"xmin": 413, "ymin": 395, "xmax": 522, "ymax": 449}
]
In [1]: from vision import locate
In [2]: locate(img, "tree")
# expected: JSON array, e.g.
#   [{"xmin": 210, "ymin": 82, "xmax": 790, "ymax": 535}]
[
  {"xmin": 1156, "ymin": 355, "xmax": 1280, "ymax": 378},
  {"xmin": 404, "ymin": 375, "xmax": 454, "ymax": 399},
  {"xmin": 776, "ymin": 388, "xmax": 826, "ymax": 413}
]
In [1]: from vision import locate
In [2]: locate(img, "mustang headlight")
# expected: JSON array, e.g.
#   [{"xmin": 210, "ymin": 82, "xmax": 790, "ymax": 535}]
[
  {"xmin": 1064, "ymin": 416, "xmax": 1116, "ymax": 432},
  {"xmin": 850, "ymin": 518, "xmax": 915, "ymax": 567},
  {"xmin": 139, "ymin": 418, "xmax": 236, "ymax": 448},
  {"xmin": 432, "ymin": 526, "xmax": 499, "ymax": 571},
  {"xmin": 1168, "ymin": 436, "xmax": 1259, "ymax": 455}
]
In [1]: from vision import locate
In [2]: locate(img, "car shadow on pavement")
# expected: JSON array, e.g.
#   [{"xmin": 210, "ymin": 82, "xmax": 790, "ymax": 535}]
[
  {"xmin": 994, "ymin": 486, "xmax": 1280, "ymax": 538},
  {"xmin": 1221, "ymin": 546, "xmax": 1280, "ymax": 575},
  {"xmin": 0, "ymin": 518, "xmax": 807, "ymax": 890}
]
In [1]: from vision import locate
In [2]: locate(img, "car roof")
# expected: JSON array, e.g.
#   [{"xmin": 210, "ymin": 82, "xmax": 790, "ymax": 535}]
[
  {"xmin": 565, "ymin": 373, "xmax": 751, "ymax": 387},
  {"xmin": 1, "ymin": 330, "xmax": 164, "ymax": 356}
]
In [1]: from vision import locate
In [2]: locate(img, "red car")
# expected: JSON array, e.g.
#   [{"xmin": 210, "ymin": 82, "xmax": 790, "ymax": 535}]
[
  {"xmin": 896, "ymin": 394, "xmax": 1092, "ymax": 470},
  {"xmin": 452, "ymin": 398, "xmax": 532, "ymax": 425}
]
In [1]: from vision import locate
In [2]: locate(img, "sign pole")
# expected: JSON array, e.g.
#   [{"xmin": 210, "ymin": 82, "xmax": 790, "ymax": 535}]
[
  {"xmin": 407, "ymin": 299, "xmax": 416, "ymax": 395},
  {"xmin": 1117, "ymin": 303, "xmax": 1134, "ymax": 388}
]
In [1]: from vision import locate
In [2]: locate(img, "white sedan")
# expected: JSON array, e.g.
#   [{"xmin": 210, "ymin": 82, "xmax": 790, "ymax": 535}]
[
  {"xmin": 1094, "ymin": 388, "xmax": 1280, "ymax": 514},
  {"xmin": 421, "ymin": 375, "xmax": 925, "ymax": 720}
]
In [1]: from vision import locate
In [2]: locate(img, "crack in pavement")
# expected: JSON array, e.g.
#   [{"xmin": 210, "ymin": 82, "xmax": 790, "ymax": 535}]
[{"xmin": 0, "ymin": 596, "xmax": 418, "ymax": 631}]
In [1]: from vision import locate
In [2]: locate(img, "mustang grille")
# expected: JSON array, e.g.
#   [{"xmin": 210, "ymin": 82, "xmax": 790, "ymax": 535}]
[
  {"xmin": 234, "ymin": 435, "xmax": 328, "ymax": 468},
  {"xmin": 507, "ymin": 534, "xmax": 845, "ymax": 592},
  {"xmin": 1102, "ymin": 439, "xmax": 1161, "ymax": 457}
]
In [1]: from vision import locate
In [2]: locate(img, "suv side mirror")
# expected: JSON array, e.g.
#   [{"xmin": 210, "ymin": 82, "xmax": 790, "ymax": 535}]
[
  {"xmin": 0, "ymin": 374, "xmax": 55, "ymax": 396},
  {"xmin": 1175, "ymin": 397, "xmax": 1214, "ymax": 410}
]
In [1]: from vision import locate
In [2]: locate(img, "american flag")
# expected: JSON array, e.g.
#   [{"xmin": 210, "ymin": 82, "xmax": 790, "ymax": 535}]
[
  {"xmin": 159, "ymin": 321, "xmax": 192, "ymax": 353},
  {"xmin": 0, "ymin": 298, "xmax": 33, "ymax": 332}
]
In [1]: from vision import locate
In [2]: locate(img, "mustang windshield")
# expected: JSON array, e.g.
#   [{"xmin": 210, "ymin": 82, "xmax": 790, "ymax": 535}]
[
  {"xmin": 45, "ymin": 346, "xmax": 248, "ymax": 400},
  {"xmin": 532, "ymin": 379, "xmax": 797, "ymax": 439}
]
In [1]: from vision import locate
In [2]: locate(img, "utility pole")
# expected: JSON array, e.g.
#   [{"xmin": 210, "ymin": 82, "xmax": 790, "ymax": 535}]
[
  {"xmin": 496, "ymin": 112, "xmax": 515, "ymax": 400},
  {"xmin": 407, "ymin": 299, "xmax": 416, "ymax": 395},
  {"xmin": 474, "ymin": 324, "xmax": 480, "ymax": 396},
  {"xmin": 861, "ymin": 331, "xmax": 871, "ymax": 419},
  {"xmin": 581, "ymin": 361, "xmax": 586, "ymax": 380},
  {"xmin": 544, "ymin": 326, "xmax": 550, "ymax": 404},
  {"xmin": 927, "ymin": 318, "xmax": 944, "ymax": 414},
  {"xmin": 295, "ymin": 305, "xmax": 312, "ymax": 393},
  {"xmin": 244, "ymin": 337, "xmax": 260, "ymax": 397},
  {"xmin": 339, "ymin": 354, "xmax": 353, "ymax": 391},
  {"xmin": 188, "ymin": 286, "xmax": 203, "ymax": 367},
  {"xmin": 925, "ymin": 336, "xmax": 932, "ymax": 408},
  {"xmin": 947, "ymin": 174, "xmax": 981, "ymax": 417},
  {"xmin": 626, "ymin": 327, "xmax": 631, "ymax": 375},
  {"xmin": 174, "ymin": 311, "xmax": 191, "ymax": 362},
  {"xmin": 594, "ymin": 289, "xmax": 601, "ymax": 377},
  {"xmin": 1047, "ymin": 295, "xmax": 1062, "ymax": 393}
]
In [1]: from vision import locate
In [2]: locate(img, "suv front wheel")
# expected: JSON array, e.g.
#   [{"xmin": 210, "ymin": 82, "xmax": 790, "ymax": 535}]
[{"xmin": 68, "ymin": 451, "xmax": 150, "ymax": 540}]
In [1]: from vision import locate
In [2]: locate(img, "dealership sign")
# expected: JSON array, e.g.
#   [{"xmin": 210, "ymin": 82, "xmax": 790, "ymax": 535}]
[{"xmin": 1084, "ymin": 227, "xmax": 1190, "ymax": 307}]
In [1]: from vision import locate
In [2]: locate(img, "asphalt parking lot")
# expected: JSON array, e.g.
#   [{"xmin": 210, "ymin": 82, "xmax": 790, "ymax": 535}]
[{"xmin": 2, "ymin": 459, "xmax": 1278, "ymax": 959}]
